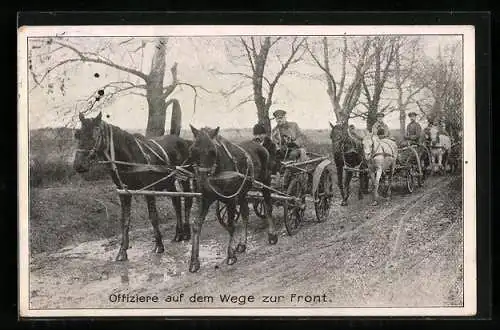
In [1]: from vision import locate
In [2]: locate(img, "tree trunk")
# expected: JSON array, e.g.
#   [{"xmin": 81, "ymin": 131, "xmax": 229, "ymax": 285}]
[
  {"xmin": 253, "ymin": 38, "xmax": 272, "ymax": 133},
  {"xmin": 395, "ymin": 44, "xmax": 406, "ymax": 138},
  {"xmin": 366, "ymin": 105, "xmax": 378, "ymax": 131},
  {"xmin": 145, "ymin": 38, "xmax": 167, "ymax": 138}
]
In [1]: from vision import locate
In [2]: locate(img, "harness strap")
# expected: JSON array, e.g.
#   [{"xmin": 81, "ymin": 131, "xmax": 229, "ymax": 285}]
[
  {"xmin": 216, "ymin": 138, "xmax": 239, "ymax": 173},
  {"xmin": 149, "ymin": 139, "xmax": 171, "ymax": 165},
  {"xmin": 134, "ymin": 138, "xmax": 151, "ymax": 164},
  {"xmin": 107, "ymin": 125, "xmax": 126, "ymax": 190}
]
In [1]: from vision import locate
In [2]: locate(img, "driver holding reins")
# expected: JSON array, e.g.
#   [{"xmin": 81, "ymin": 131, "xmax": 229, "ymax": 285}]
[{"xmin": 270, "ymin": 109, "xmax": 308, "ymax": 162}]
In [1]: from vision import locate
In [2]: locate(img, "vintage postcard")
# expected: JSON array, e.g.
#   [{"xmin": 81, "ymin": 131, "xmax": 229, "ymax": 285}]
[{"xmin": 18, "ymin": 24, "xmax": 476, "ymax": 317}]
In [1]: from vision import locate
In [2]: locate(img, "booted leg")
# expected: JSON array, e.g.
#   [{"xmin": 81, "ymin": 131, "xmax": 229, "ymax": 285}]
[
  {"xmin": 189, "ymin": 198, "xmax": 212, "ymax": 273},
  {"xmin": 116, "ymin": 195, "xmax": 132, "ymax": 261},
  {"xmin": 145, "ymin": 196, "xmax": 164, "ymax": 253}
]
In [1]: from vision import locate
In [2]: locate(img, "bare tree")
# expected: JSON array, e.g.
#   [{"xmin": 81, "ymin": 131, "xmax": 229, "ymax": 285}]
[
  {"xmin": 414, "ymin": 41, "xmax": 463, "ymax": 139},
  {"xmin": 360, "ymin": 36, "xmax": 398, "ymax": 130},
  {"xmin": 29, "ymin": 37, "xmax": 206, "ymax": 137},
  {"xmin": 214, "ymin": 36, "xmax": 306, "ymax": 133},
  {"xmin": 393, "ymin": 36, "xmax": 426, "ymax": 137},
  {"xmin": 306, "ymin": 36, "xmax": 376, "ymax": 124}
]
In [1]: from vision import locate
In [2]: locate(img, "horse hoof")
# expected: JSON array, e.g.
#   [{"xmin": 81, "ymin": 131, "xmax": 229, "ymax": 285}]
[
  {"xmin": 173, "ymin": 233, "xmax": 183, "ymax": 242},
  {"xmin": 236, "ymin": 244, "xmax": 247, "ymax": 253},
  {"xmin": 227, "ymin": 256, "xmax": 237, "ymax": 265},
  {"xmin": 115, "ymin": 250, "xmax": 128, "ymax": 262},
  {"xmin": 189, "ymin": 260, "xmax": 200, "ymax": 273},
  {"xmin": 154, "ymin": 245, "xmax": 164, "ymax": 254},
  {"xmin": 341, "ymin": 201, "xmax": 348, "ymax": 206},
  {"xmin": 371, "ymin": 201, "xmax": 379, "ymax": 206},
  {"xmin": 182, "ymin": 233, "xmax": 191, "ymax": 241},
  {"xmin": 268, "ymin": 233, "xmax": 278, "ymax": 245}
]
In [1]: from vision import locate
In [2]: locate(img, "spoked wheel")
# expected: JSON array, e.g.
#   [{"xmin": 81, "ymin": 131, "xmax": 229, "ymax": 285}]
[
  {"xmin": 252, "ymin": 200, "xmax": 266, "ymax": 219},
  {"xmin": 284, "ymin": 177, "xmax": 305, "ymax": 236},
  {"xmin": 314, "ymin": 168, "xmax": 334, "ymax": 222},
  {"xmin": 406, "ymin": 168, "xmax": 415, "ymax": 193},
  {"xmin": 215, "ymin": 200, "xmax": 241, "ymax": 228}
]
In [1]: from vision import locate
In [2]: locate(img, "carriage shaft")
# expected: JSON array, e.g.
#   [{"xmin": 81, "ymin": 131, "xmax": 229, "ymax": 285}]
[{"xmin": 116, "ymin": 189, "xmax": 202, "ymax": 197}]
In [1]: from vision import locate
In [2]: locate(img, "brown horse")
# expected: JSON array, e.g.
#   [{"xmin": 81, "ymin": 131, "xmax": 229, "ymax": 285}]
[
  {"xmin": 329, "ymin": 122, "xmax": 369, "ymax": 206},
  {"xmin": 187, "ymin": 125, "xmax": 277, "ymax": 273},
  {"xmin": 73, "ymin": 112, "xmax": 193, "ymax": 262}
]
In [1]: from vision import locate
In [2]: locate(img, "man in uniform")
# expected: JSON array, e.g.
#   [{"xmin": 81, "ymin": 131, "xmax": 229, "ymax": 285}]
[
  {"xmin": 270, "ymin": 109, "xmax": 308, "ymax": 161},
  {"xmin": 405, "ymin": 112, "xmax": 422, "ymax": 145},
  {"xmin": 370, "ymin": 112, "xmax": 391, "ymax": 139}
]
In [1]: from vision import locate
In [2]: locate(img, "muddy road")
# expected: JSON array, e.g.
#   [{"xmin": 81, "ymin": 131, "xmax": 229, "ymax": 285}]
[{"xmin": 29, "ymin": 175, "xmax": 463, "ymax": 310}]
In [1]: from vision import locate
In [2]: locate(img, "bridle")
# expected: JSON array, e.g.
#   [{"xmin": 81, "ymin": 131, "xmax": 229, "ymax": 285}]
[
  {"xmin": 75, "ymin": 122, "xmax": 110, "ymax": 162},
  {"xmin": 193, "ymin": 134, "xmax": 254, "ymax": 200}
]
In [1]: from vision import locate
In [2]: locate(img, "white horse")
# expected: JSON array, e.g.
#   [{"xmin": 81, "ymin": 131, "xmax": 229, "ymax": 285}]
[
  {"xmin": 362, "ymin": 133, "xmax": 399, "ymax": 206},
  {"xmin": 428, "ymin": 126, "xmax": 451, "ymax": 174}
]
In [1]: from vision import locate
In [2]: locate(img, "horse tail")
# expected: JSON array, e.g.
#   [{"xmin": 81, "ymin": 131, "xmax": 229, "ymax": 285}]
[{"xmin": 166, "ymin": 98, "xmax": 182, "ymax": 136}]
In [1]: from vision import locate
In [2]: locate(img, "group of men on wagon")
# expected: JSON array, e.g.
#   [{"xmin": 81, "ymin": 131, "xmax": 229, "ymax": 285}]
[{"xmin": 251, "ymin": 107, "xmax": 451, "ymax": 178}]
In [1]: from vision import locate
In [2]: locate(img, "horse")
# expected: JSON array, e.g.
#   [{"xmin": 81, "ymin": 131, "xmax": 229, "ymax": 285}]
[
  {"xmin": 187, "ymin": 125, "xmax": 277, "ymax": 273},
  {"xmin": 448, "ymin": 141, "xmax": 462, "ymax": 174},
  {"xmin": 361, "ymin": 132, "xmax": 399, "ymax": 206},
  {"xmin": 427, "ymin": 126, "xmax": 451, "ymax": 174},
  {"xmin": 73, "ymin": 111, "xmax": 193, "ymax": 262},
  {"xmin": 329, "ymin": 122, "xmax": 369, "ymax": 206}
]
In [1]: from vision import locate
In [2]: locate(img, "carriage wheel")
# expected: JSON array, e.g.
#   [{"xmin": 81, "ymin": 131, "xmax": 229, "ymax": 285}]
[
  {"xmin": 215, "ymin": 200, "xmax": 241, "ymax": 227},
  {"xmin": 314, "ymin": 167, "xmax": 334, "ymax": 223},
  {"xmin": 406, "ymin": 169, "xmax": 415, "ymax": 193},
  {"xmin": 284, "ymin": 177, "xmax": 305, "ymax": 236},
  {"xmin": 252, "ymin": 200, "xmax": 266, "ymax": 219}
]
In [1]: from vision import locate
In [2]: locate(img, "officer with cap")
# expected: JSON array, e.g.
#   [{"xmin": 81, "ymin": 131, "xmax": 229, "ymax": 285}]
[
  {"xmin": 270, "ymin": 109, "xmax": 308, "ymax": 161},
  {"xmin": 405, "ymin": 111, "xmax": 422, "ymax": 144},
  {"xmin": 370, "ymin": 112, "xmax": 390, "ymax": 139}
]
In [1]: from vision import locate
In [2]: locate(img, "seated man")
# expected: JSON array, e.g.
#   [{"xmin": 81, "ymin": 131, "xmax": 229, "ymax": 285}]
[
  {"xmin": 252, "ymin": 122, "xmax": 279, "ymax": 174},
  {"xmin": 405, "ymin": 111, "xmax": 423, "ymax": 145},
  {"xmin": 371, "ymin": 112, "xmax": 391, "ymax": 139},
  {"xmin": 270, "ymin": 109, "xmax": 309, "ymax": 162}
]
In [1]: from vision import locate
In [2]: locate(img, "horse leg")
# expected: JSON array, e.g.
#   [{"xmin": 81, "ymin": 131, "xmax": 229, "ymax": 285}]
[
  {"xmin": 183, "ymin": 196, "xmax": 193, "ymax": 241},
  {"xmin": 338, "ymin": 166, "xmax": 348, "ymax": 206},
  {"xmin": 263, "ymin": 187, "xmax": 278, "ymax": 245},
  {"xmin": 344, "ymin": 170, "xmax": 353, "ymax": 202},
  {"xmin": 225, "ymin": 201, "xmax": 238, "ymax": 265},
  {"xmin": 236, "ymin": 197, "xmax": 249, "ymax": 253},
  {"xmin": 116, "ymin": 194, "xmax": 132, "ymax": 261},
  {"xmin": 189, "ymin": 198, "xmax": 212, "ymax": 273},
  {"xmin": 386, "ymin": 162, "xmax": 395, "ymax": 199},
  {"xmin": 171, "ymin": 196, "xmax": 184, "ymax": 242},
  {"xmin": 371, "ymin": 167, "xmax": 382, "ymax": 206},
  {"xmin": 145, "ymin": 196, "xmax": 164, "ymax": 253}
]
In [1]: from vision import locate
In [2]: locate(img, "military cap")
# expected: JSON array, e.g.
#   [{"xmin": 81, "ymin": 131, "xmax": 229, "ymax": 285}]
[
  {"xmin": 272, "ymin": 109, "xmax": 287, "ymax": 118},
  {"xmin": 408, "ymin": 111, "xmax": 417, "ymax": 117}
]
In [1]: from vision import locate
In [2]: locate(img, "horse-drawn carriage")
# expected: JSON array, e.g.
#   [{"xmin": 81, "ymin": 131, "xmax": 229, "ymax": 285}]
[{"xmin": 215, "ymin": 151, "xmax": 335, "ymax": 236}]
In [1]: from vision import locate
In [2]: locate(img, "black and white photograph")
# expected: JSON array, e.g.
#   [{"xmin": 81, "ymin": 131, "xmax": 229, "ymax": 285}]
[{"xmin": 18, "ymin": 25, "xmax": 476, "ymax": 317}]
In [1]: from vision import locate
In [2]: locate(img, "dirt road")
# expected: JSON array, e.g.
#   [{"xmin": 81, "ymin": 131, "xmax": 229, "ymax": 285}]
[{"xmin": 29, "ymin": 175, "xmax": 463, "ymax": 310}]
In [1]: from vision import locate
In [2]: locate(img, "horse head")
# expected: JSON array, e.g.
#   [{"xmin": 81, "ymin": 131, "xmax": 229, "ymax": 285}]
[
  {"xmin": 189, "ymin": 125, "xmax": 220, "ymax": 184},
  {"xmin": 73, "ymin": 111, "xmax": 107, "ymax": 173},
  {"xmin": 429, "ymin": 126, "xmax": 439, "ymax": 146},
  {"xmin": 361, "ymin": 132, "xmax": 379, "ymax": 160}
]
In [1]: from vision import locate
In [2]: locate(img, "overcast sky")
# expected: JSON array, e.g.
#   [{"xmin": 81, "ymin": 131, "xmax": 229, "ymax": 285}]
[{"xmin": 27, "ymin": 34, "xmax": 462, "ymax": 131}]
